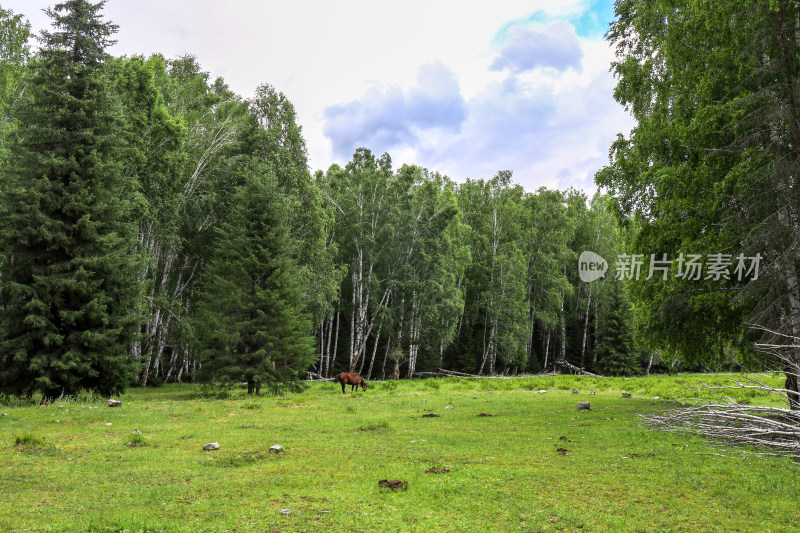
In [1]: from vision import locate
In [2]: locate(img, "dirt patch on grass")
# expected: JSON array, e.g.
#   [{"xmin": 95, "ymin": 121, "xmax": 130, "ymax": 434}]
[
  {"xmin": 378, "ymin": 479, "xmax": 408, "ymax": 491},
  {"xmin": 425, "ymin": 467, "xmax": 451, "ymax": 474},
  {"xmin": 421, "ymin": 414, "xmax": 440, "ymax": 418},
  {"xmin": 476, "ymin": 413, "xmax": 495, "ymax": 417}
]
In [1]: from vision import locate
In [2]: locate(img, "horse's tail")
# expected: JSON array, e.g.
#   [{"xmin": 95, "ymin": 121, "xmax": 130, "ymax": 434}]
[{"xmin": 333, "ymin": 373, "xmax": 340, "ymax": 384}]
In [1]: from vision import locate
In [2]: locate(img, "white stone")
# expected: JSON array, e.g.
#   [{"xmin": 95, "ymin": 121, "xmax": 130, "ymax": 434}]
[
  {"xmin": 269, "ymin": 445, "xmax": 284, "ymax": 453},
  {"xmin": 280, "ymin": 509, "xmax": 291, "ymax": 515},
  {"xmin": 203, "ymin": 442, "xmax": 219, "ymax": 451}
]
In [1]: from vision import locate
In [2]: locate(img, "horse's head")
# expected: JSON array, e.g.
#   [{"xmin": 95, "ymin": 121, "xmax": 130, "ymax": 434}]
[{"xmin": 361, "ymin": 381, "xmax": 368, "ymax": 392}]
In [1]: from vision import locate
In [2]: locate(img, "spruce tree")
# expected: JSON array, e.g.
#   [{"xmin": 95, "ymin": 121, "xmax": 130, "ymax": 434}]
[
  {"xmin": 196, "ymin": 173, "xmax": 316, "ymax": 395},
  {"xmin": 595, "ymin": 277, "xmax": 641, "ymax": 377},
  {"xmin": 0, "ymin": 1, "xmax": 140, "ymax": 398}
]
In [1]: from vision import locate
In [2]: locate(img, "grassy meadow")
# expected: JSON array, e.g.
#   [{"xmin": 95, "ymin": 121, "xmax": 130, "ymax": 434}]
[{"xmin": 1, "ymin": 373, "xmax": 798, "ymax": 532}]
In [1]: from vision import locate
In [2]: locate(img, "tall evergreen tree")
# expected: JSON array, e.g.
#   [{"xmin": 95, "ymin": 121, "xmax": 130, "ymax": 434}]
[
  {"xmin": 196, "ymin": 174, "xmax": 316, "ymax": 395},
  {"xmin": 0, "ymin": 1, "xmax": 141, "ymax": 398},
  {"xmin": 595, "ymin": 277, "xmax": 640, "ymax": 377}
]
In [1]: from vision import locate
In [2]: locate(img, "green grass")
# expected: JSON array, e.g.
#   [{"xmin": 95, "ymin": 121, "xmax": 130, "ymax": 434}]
[{"xmin": 1, "ymin": 373, "xmax": 798, "ymax": 532}]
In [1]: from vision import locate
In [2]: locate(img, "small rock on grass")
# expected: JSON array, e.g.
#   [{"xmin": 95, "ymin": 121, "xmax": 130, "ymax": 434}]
[
  {"xmin": 269, "ymin": 444, "xmax": 283, "ymax": 453},
  {"xmin": 203, "ymin": 442, "xmax": 219, "ymax": 451},
  {"xmin": 107, "ymin": 399, "xmax": 122, "ymax": 407},
  {"xmin": 280, "ymin": 509, "xmax": 291, "ymax": 515},
  {"xmin": 621, "ymin": 392, "xmax": 632, "ymax": 398},
  {"xmin": 577, "ymin": 401, "xmax": 591, "ymax": 410}
]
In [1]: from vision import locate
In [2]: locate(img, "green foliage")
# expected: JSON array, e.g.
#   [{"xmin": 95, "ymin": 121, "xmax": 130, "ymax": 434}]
[
  {"xmin": 0, "ymin": 6, "xmax": 30, "ymax": 162},
  {"xmin": 126, "ymin": 431, "xmax": 147, "ymax": 447},
  {"xmin": 456, "ymin": 173, "xmax": 531, "ymax": 373},
  {"xmin": 195, "ymin": 175, "xmax": 316, "ymax": 394},
  {"xmin": 595, "ymin": 278, "xmax": 641, "ymax": 377},
  {"xmin": 191, "ymin": 381, "xmax": 232, "ymax": 400},
  {"xmin": 423, "ymin": 379, "xmax": 441, "ymax": 390},
  {"xmin": 14, "ymin": 433, "xmax": 46, "ymax": 447},
  {"xmin": 597, "ymin": 0, "xmax": 800, "ymax": 370},
  {"xmin": 13, "ymin": 433, "xmax": 56, "ymax": 455},
  {"xmin": 0, "ymin": 0, "xmax": 141, "ymax": 398},
  {"xmin": 248, "ymin": 83, "xmax": 344, "ymax": 326},
  {"xmin": 380, "ymin": 380, "xmax": 398, "ymax": 392}
]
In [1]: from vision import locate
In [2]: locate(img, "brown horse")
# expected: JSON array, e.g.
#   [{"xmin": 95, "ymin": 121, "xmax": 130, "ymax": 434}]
[{"xmin": 334, "ymin": 372, "xmax": 368, "ymax": 393}]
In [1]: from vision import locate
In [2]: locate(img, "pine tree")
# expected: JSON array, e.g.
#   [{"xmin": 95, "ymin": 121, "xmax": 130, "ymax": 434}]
[
  {"xmin": 196, "ymin": 174, "xmax": 316, "ymax": 395},
  {"xmin": 0, "ymin": 1, "xmax": 141, "ymax": 398},
  {"xmin": 594, "ymin": 277, "xmax": 640, "ymax": 377}
]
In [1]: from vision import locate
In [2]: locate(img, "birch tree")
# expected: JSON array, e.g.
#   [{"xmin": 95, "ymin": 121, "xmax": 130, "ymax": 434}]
[{"xmin": 457, "ymin": 173, "xmax": 529, "ymax": 374}]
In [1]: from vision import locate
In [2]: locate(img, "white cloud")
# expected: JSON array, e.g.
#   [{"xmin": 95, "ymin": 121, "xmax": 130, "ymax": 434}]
[
  {"xmin": 4, "ymin": 0, "xmax": 633, "ymax": 193},
  {"xmin": 491, "ymin": 22, "xmax": 583, "ymax": 73},
  {"xmin": 321, "ymin": 24, "xmax": 633, "ymax": 193},
  {"xmin": 323, "ymin": 62, "xmax": 466, "ymax": 159}
]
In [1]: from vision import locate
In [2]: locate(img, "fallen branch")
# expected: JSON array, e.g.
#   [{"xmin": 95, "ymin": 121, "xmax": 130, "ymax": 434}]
[
  {"xmin": 305, "ymin": 371, "xmax": 334, "ymax": 382},
  {"xmin": 644, "ymin": 335, "xmax": 800, "ymax": 457},
  {"xmin": 554, "ymin": 358, "xmax": 603, "ymax": 377},
  {"xmin": 643, "ymin": 402, "xmax": 800, "ymax": 457},
  {"xmin": 437, "ymin": 369, "xmax": 476, "ymax": 377}
]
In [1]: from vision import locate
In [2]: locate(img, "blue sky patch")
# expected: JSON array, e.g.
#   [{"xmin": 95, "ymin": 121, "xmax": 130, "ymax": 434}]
[{"xmin": 493, "ymin": 0, "xmax": 616, "ymax": 45}]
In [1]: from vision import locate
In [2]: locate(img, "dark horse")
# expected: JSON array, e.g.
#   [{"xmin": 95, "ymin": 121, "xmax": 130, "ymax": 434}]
[{"xmin": 334, "ymin": 372, "xmax": 368, "ymax": 393}]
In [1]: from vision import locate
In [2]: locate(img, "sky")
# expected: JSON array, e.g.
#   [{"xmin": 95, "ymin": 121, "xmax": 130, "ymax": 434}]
[{"xmin": 5, "ymin": 0, "xmax": 634, "ymax": 193}]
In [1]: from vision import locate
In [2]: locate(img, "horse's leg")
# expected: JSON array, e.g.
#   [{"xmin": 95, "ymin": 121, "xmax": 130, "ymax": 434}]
[{"xmin": 341, "ymin": 382, "xmax": 346, "ymax": 394}]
